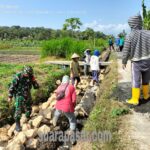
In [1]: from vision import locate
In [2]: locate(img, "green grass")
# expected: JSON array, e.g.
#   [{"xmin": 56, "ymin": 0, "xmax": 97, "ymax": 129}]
[
  {"xmin": 0, "ymin": 40, "xmax": 42, "ymax": 55},
  {"xmin": 0, "ymin": 63, "xmax": 69, "ymax": 121},
  {"xmin": 41, "ymin": 37, "xmax": 108, "ymax": 58},
  {"xmin": 0, "ymin": 40, "xmax": 43, "ymax": 49},
  {"xmin": 82, "ymin": 53, "xmax": 130, "ymax": 150}
]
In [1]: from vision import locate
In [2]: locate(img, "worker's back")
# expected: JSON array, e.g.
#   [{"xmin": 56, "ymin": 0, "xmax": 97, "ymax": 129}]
[{"xmin": 123, "ymin": 15, "xmax": 150, "ymax": 63}]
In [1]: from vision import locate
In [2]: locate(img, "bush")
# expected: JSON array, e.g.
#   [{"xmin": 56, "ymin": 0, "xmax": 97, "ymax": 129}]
[
  {"xmin": 0, "ymin": 43, "xmax": 13, "ymax": 49},
  {"xmin": 41, "ymin": 38, "xmax": 107, "ymax": 58},
  {"xmin": 95, "ymin": 38, "xmax": 108, "ymax": 49},
  {"xmin": 111, "ymin": 108, "xmax": 129, "ymax": 117}
]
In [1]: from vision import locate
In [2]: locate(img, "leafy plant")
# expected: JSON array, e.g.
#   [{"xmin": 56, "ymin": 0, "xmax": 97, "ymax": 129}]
[
  {"xmin": 142, "ymin": 0, "xmax": 150, "ymax": 30},
  {"xmin": 111, "ymin": 108, "xmax": 129, "ymax": 117},
  {"xmin": 63, "ymin": 18, "xmax": 82, "ymax": 37}
]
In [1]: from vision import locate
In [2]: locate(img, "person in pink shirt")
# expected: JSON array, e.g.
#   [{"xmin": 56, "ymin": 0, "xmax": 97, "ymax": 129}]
[{"xmin": 52, "ymin": 75, "xmax": 77, "ymax": 132}]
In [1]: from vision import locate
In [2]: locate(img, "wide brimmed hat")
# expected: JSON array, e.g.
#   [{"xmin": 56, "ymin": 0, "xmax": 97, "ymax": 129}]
[{"xmin": 71, "ymin": 53, "xmax": 80, "ymax": 59}]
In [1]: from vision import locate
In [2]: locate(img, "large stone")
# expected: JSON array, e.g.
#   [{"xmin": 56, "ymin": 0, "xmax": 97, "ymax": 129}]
[
  {"xmin": 47, "ymin": 94, "xmax": 56, "ymax": 103},
  {"xmin": 26, "ymin": 138, "xmax": 39, "ymax": 149},
  {"xmin": 76, "ymin": 89, "xmax": 81, "ymax": 95},
  {"xmin": 41, "ymin": 102, "xmax": 49, "ymax": 110},
  {"xmin": 20, "ymin": 114, "xmax": 28, "ymax": 126},
  {"xmin": 100, "ymin": 74, "xmax": 104, "ymax": 81},
  {"xmin": 32, "ymin": 106, "xmax": 40, "ymax": 114},
  {"xmin": 45, "ymin": 111, "xmax": 52, "ymax": 119},
  {"xmin": 22, "ymin": 123, "xmax": 31, "ymax": 131},
  {"xmin": 49, "ymin": 101, "xmax": 56, "ymax": 109},
  {"xmin": 37, "ymin": 125, "xmax": 51, "ymax": 137},
  {"xmin": 80, "ymin": 84, "xmax": 88, "ymax": 89},
  {"xmin": 40, "ymin": 109, "xmax": 52, "ymax": 120},
  {"xmin": 24, "ymin": 129, "xmax": 37, "ymax": 138},
  {"xmin": 0, "ymin": 134, "xmax": 9, "ymax": 142},
  {"xmin": 7, "ymin": 123, "xmax": 16, "ymax": 137},
  {"xmin": 16, "ymin": 132, "xmax": 27, "ymax": 144},
  {"xmin": 0, "ymin": 128, "xmax": 9, "ymax": 142},
  {"xmin": 6, "ymin": 141, "xmax": 25, "ymax": 150},
  {"xmin": 4, "ymin": 124, "xmax": 11, "ymax": 130},
  {"xmin": 32, "ymin": 116, "xmax": 43, "ymax": 128},
  {"xmin": 0, "ymin": 147, "xmax": 5, "ymax": 150}
]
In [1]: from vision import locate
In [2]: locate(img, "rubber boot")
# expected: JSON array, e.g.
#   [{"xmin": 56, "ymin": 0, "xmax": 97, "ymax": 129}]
[
  {"xmin": 15, "ymin": 120, "xmax": 21, "ymax": 132},
  {"xmin": 142, "ymin": 85, "xmax": 150, "ymax": 100},
  {"xmin": 126, "ymin": 88, "xmax": 140, "ymax": 105}
]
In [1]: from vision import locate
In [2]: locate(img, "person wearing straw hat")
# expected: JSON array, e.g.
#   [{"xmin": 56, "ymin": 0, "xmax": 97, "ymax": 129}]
[{"xmin": 70, "ymin": 53, "xmax": 81, "ymax": 88}]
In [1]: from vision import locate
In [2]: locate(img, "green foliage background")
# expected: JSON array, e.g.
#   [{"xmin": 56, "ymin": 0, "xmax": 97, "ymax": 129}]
[
  {"xmin": 41, "ymin": 38, "xmax": 108, "ymax": 58},
  {"xmin": 142, "ymin": 0, "xmax": 150, "ymax": 30}
]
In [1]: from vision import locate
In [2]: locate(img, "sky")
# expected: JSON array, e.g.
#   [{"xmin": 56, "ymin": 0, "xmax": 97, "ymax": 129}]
[{"xmin": 0, "ymin": 0, "xmax": 150, "ymax": 35}]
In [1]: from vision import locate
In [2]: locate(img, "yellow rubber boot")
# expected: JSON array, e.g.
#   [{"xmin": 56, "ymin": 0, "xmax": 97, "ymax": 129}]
[
  {"xmin": 126, "ymin": 88, "xmax": 140, "ymax": 105},
  {"xmin": 142, "ymin": 85, "xmax": 150, "ymax": 100}
]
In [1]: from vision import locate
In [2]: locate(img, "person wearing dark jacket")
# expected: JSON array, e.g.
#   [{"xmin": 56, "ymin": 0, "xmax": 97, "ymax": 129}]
[{"xmin": 122, "ymin": 15, "xmax": 150, "ymax": 105}]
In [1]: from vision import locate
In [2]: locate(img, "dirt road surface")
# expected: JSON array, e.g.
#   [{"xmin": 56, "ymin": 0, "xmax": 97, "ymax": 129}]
[{"xmin": 117, "ymin": 52, "xmax": 150, "ymax": 150}]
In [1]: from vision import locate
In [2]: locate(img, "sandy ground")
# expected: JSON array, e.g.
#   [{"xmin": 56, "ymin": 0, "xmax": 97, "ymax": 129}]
[{"xmin": 117, "ymin": 52, "xmax": 150, "ymax": 150}]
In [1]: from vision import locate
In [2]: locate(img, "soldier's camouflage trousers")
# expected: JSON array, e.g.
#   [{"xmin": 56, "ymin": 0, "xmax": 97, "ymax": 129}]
[{"xmin": 14, "ymin": 96, "xmax": 32, "ymax": 121}]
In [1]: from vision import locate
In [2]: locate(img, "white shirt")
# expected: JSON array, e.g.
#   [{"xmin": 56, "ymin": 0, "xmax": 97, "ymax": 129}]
[{"xmin": 90, "ymin": 55, "xmax": 100, "ymax": 71}]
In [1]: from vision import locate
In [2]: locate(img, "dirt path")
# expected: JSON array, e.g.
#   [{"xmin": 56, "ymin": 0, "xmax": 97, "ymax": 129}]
[
  {"xmin": 117, "ymin": 52, "xmax": 150, "ymax": 150},
  {"xmin": 0, "ymin": 54, "xmax": 39, "ymax": 63}
]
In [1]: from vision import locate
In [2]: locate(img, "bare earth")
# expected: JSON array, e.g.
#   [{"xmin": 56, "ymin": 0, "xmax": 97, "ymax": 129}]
[
  {"xmin": 117, "ymin": 52, "xmax": 150, "ymax": 150},
  {"xmin": 0, "ymin": 54, "xmax": 39, "ymax": 64}
]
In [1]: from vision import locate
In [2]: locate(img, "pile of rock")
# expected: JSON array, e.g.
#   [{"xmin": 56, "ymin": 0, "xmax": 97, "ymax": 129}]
[{"xmin": 0, "ymin": 78, "xmax": 92, "ymax": 150}]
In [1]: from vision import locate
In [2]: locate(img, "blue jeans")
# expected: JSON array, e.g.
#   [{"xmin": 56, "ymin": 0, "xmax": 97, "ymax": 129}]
[
  {"xmin": 92, "ymin": 70, "xmax": 99, "ymax": 83},
  {"xmin": 54, "ymin": 109, "xmax": 76, "ymax": 131}
]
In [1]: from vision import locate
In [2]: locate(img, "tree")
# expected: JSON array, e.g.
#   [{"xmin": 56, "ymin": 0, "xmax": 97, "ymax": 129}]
[
  {"xmin": 142, "ymin": 0, "xmax": 147, "ymax": 18},
  {"xmin": 118, "ymin": 30, "xmax": 127, "ymax": 38},
  {"xmin": 63, "ymin": 18, "xmax": 82, "ymax": 37},
  {"xmin": 142, "ymin": 0, "xmax": 150, "ymax": 30},
  {"xmin": 83, "ymin": 28, "xmax": 95, "ymax": 40}
]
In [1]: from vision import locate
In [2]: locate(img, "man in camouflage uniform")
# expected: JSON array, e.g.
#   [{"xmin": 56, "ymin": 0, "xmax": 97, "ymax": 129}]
[{"xmin": 8, "ymin": 66, "xmax": 39, "ymax": 131}]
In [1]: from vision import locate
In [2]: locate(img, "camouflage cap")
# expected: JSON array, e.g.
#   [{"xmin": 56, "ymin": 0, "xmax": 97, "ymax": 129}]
[{"xmin": 23, "ymin": 66, "xmax": 34, "ymax": 75}]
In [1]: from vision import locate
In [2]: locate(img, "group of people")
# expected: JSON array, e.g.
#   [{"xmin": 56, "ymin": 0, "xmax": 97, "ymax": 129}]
[
  {"xmin": 8, "ymin": 49, "xmax": 101, "ymax": 135},
  {"xmin": 7, "ymin": 13, "xmax": 150, "ymax": 140},
  {"xmin": 115, "ymin": 36, "xmax": 125, "ymax": 52},
  {"xmin": 70, "ymin": 49, "xmax": 101, "ymax": 87},
  {"xmin": 108, "ymin": 36, "xmax": 124, "ymax": 52}
]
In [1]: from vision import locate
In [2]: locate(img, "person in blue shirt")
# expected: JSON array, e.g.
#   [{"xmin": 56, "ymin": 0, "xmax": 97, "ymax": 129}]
[
  {"xmin": 108, "ymin": 37, "xmax": 114, "ymax": 51},
  {"xmin": 119, "ymin": 36, "xmax": 124, "ymax": 52},
  {"xmin": 115, "ymin": 37, "xmax": 120, "ymax": 51}
]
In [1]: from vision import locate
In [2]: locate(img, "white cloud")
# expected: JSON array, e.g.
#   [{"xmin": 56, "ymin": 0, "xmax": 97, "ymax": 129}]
[
  {"xmin": 0, "ymin": 8, "xmax": 87, "ymax": 15},
  {"xmin": 83, "ymin": 21, "xmax": 130, "ymax": 36},
  {"xmin": 0, "ymin": 5, "xmax": 19, "ymax": 9}
]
